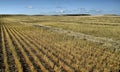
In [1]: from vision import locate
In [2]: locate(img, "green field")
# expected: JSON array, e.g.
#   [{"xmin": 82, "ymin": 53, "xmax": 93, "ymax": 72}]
[{"xmin": 0, "ymin": 15, "xmax": 120, "ymax": 72}]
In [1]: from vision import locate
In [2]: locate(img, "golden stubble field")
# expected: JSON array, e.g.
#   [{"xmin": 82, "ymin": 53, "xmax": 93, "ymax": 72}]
[{"xmin": 0, "ymin": 15, "xmax": 120, "ymax": 72}]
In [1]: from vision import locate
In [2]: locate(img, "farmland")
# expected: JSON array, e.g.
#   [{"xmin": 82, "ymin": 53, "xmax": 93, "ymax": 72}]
[{"xmin": 0, "ymin": 15, "xmax": 120, "ymax": 72}]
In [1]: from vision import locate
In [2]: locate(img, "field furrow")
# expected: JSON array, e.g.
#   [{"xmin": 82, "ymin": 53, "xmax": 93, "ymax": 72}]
[
  {"xmin": 11, "ymin": 26, "xmax": 69, "ymax": 72},
  {"xmin": 0, "ymin": 25, "xmax": 5, "ymax": 72},
  {"xmin": 4, "ymin": 25, "xmax": 37, "ymax": 72},
  {"xmin": 12, "ymin": 26, "xmax": 75, "ymax": 72},
  {"xmin": 3, "ymin": 25, "xmax": 24, "ymax": 72},
  {"xmin": 7, "ymin": 25, "xmax": 49, "ymax": 72},
  {"xmin": 2, "ymin": 25, "xmax": 18, "ymax": 72},
  {"xmin": 1, "ymin": 25, "xmax": 10, "ymax": 72}
]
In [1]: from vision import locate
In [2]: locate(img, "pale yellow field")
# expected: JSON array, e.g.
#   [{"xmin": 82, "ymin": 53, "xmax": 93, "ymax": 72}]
[{"xmin": 0, "ymin": 15, "xmax": 120, "ymax": 72}]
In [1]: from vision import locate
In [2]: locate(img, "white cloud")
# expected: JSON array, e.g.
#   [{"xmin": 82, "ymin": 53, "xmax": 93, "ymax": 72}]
[
  {"xmin": 56, "ymin": 9, "xmax": 66, "ymax": 14},
  {"xmin": 60, "ymin": 10, "xmax": 65, "ymax": 13},
  {"xmin": 27, "ymin": 5, "xmax": 33, "ymax": 9},
  {"xmin": 89, "ymin": 9, "xmax": 102, "ymax": 14}
]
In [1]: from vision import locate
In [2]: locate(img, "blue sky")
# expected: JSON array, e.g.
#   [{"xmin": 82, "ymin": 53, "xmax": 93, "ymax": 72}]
[{"xmin": 0, "ymin": 0, "xmax": 120, "ymax": 15}]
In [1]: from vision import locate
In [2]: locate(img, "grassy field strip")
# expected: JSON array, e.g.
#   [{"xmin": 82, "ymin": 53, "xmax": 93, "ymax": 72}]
[
  {"xmin": 20, "ymin": 19, "xmax": 120, "ymax": 26},
  {"xmin": 3, "ymin": 25, "xmax": 23, "ymax": 72},
  {"xmin": 7, "ymin": 17, "xmax": 120, "ymax": 40},
  {"xmin": 7, "ymin": 16, "xmax": 120, "ymax": 23},
  {"xmin": 11, "ymin": 25, "xmax": 75, "ymax": 72},
  {"xmin": 9, "ymin": 27, "xmax": 49, "ymax": 72},
  {"xmin": 13, "ymin": 24, "xmax": 120, "ymax": 71},
  {"xmin": 33, "ymin": 24, "xmax": 120, "ymax": 52},
  {"xmin": 5, "ymin": 17, "xmax": 120, "ymax": 40},
  {"xmin": 38, "ymin": 22, "xmax": 120, "ymax": 40},
  {"xmin": 44, "ymin": 21, "xmax": 120, "ymax": 26},
  {"xmin": 10, "ymin": 17, "xmax": 116, "ymax": 26},
  {"xmin": 5, "ymin": 25, "xmax": 37, "ymax": 72}
]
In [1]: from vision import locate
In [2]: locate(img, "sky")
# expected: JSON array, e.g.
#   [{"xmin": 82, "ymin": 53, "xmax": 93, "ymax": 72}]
[{"xmin": 0, "ymin": 0, "xmax": 120, "ymax": 15}]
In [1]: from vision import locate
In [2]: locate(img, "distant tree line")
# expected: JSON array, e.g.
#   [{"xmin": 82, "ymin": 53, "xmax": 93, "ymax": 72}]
[
  {"xmin": 61, "ymin": 14, "xmax": 91, "ymax": 16},
  {"xmin": 0, "ymin": 14, "xmax": 28, "ymax": 18}
]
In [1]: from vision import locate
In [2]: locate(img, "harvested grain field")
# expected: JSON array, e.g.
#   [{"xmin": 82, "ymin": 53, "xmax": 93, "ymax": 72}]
[{"xmin": 0, "ymin": 15, "xmax": 120, "ymax": 72}]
